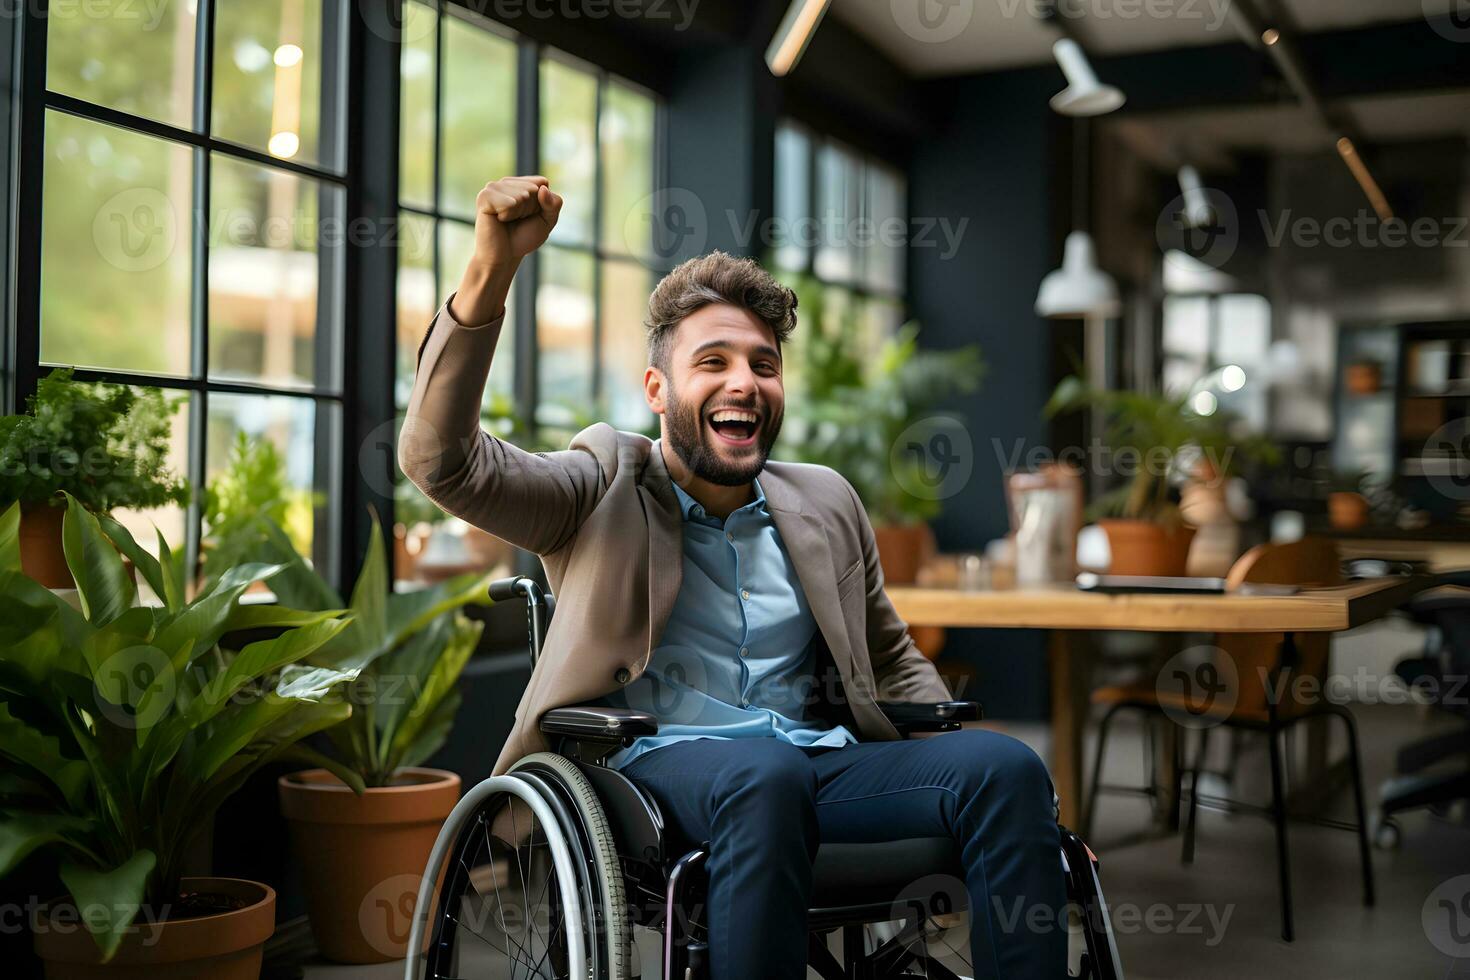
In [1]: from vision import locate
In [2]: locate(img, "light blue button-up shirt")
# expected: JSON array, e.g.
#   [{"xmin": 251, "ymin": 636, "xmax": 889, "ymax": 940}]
[{"xmin": 597, "ymin": 477, "xmax": 857, "ymax": 770}]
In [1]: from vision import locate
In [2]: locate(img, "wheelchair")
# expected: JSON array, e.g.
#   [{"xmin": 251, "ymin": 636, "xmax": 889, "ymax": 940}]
[{"xmin": 405, "ymin": 576, "xmax": 1125, "ymax": 980}]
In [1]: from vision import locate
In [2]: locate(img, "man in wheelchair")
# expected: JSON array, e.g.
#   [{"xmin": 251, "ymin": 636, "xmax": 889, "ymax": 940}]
[{"xmin": 400, "ymin": 177, "xmax": 1106, "ymax": 979}]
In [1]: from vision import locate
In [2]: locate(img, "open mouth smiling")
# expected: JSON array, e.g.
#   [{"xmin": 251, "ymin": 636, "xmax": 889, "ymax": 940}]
[{"xmin": 706, "ymin": 407, "xmax": 760, "ymax": 447}]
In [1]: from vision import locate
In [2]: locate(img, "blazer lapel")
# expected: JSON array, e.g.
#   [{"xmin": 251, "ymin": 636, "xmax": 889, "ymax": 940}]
[
  {"xmin": 760, "ymin": 469, "xmax": 858, "ymax": 686},
  {"xmin": 639, "ymin": 440, "xmax": 683, "ymax": 669}
]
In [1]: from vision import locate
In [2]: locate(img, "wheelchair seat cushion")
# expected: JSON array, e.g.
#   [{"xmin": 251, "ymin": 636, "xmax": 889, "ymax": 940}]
[{"xmin": 810, "ymin": 836, "xmax": 964, "ymax": 910}]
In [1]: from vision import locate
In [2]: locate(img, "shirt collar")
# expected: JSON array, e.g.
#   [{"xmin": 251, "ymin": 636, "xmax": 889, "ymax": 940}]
[{"xmin": 670, "ymin": 478, "xmax": 766, "ymax": 525}]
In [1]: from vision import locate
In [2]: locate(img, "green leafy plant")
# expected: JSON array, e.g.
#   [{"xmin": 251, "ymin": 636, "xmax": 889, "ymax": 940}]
[
  {"xmin": 1045, "ymin": 376, "xmax": 1280, "ymax": 524},
  {"xmin": 231, "ymin": 512, "xmax": 495, "ymax": 787},
  {"xmin": 0, "ymin": 494, "xmax": 358, "ymax": 960},
  {"xmin": 0, "ymin": 368, "xmax": 189, "ymax": 513},
  {"xmin": 201, "ymin": 432, "xmax": 320, "ymax": 587},
  {"xmin": 778, "ymin": 276, "xmax": 985, "ymax": 525}
]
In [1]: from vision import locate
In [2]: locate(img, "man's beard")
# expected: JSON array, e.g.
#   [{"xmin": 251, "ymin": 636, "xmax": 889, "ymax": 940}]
[{"xmin": 663, "ymin": 381, "xmax": 782, "ymax": 487}]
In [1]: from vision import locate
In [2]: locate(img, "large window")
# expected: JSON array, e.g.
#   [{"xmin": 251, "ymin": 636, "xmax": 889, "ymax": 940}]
[
  {"xmin": 392, "ymin": 2, "xmax": 659, "ymax": 584},
  {"xmin": 772, "ymin": 120, "xmax": 908, "ymax": 385},
  {"xmin": 1161, "ymin": 293, "xmax": 1271, "ymax": 430},
  {"xmin": 21, "ymin": 0, "xmax": 348, "ymax": 585}
]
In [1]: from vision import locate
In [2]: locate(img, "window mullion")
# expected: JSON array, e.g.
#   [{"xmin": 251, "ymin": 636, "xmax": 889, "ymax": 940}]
[{"xmin": 184, "ymin": 0, "xmax": 216, "ymax": 596}]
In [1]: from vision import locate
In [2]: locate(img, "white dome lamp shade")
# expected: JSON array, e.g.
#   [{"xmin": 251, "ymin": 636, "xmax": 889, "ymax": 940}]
[
  {"xmin": 1035, "ymin": 230, "xmax": 1121, "ymax": 319},
  {"xmin": 1049, "ymin": 38, "xmax": 1126, "ymax": 117}
]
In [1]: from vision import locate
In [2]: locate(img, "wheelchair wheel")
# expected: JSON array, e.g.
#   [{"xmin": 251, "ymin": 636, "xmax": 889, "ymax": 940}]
[
  {"xmin": 510, "ymin": 753, "xmax": 633, "ymax": 979},
  {"xmin": 405, "ymin": 774, "xmax": 592, "ymax": 980}
]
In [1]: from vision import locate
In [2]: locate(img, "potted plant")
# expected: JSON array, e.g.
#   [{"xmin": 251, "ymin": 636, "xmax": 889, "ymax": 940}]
[
  {"xmin": 1045, "ymin": 377, "xmax": 1278, "ymax": 577},
  {"xmin": 0, "ymin": 368, "xmax": 189, "ymax": 589},
  {"xmin": 779, "ymin": 276, "xmax": 984, "ymax": 585},
  {"xmin": 199, "ymin": 432, "xmax": 319, "ymax": 593},
  {"xmin": 254, "ymin": 514, "xmax": 495, "ymax": 963},
  {"xmin": 0, "ymin": 495, "xmax": 358, "ymax": 978},
  {"xmin": 1327, "ymin": 469, "xmax": 1374, "ymax": 530}
]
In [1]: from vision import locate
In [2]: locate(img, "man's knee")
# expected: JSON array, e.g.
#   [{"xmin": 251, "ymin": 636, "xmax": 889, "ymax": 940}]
[{"xmin": 934, "ymin": 729, "xmax": 1054, "ymax": 807}]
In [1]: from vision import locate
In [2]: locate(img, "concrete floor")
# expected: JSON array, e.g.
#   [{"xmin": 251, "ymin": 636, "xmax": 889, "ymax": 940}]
[{"xmin": 297, "ymin": 701, "xmax": 1470, "ymax": 979}]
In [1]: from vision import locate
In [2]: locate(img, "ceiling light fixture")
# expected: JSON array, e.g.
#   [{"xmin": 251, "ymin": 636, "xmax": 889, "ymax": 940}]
[
  {"xmin": 1336, "ymin": 137, "xmax": 1394, "ymax": 222},
  {"xmin": 1049, "ymin": 38, "xmax": 1126, "ymax": 117},
  {"xmin": 765, "ymin": 0, "xmax": 833, "ymax": 77}
]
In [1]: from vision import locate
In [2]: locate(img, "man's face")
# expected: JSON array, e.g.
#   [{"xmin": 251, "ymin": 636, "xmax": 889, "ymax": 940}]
[{"xmin": 645, "ymin": 304, "xmax": 785, "ymax": 486}]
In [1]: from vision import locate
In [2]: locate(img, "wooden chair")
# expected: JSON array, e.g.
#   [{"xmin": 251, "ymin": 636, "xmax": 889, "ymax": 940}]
[{"xmin": 1082, "ymin": 538, "xmax": 1375, "ymax": 942}]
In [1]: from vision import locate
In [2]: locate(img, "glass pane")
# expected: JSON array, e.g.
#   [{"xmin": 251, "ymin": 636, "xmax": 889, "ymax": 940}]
[
  {"xmin": 1215, "ymin": 294, "xmax": 1271, "ymax": 368},
  {"xmin": 207, "ymin": 392, "xmax": 325, "ymax": 567},
  {"xmin": 540, "ymin": 57, "xmax": 597, "ymax": 246},
  {"xmin": 40, "ymin": 111, "xmax": 192, "ymax": 377},
  {"xmin": 440, "ymin": 14, "xmax": 515, "ymax": 221},
  {"xmin": 814, "ymin": 143, "xmax": 859, "ymax": 284},
  {"xmin": 600, "ymin": 81, "xmax": 655, "ymax": 258},
  {"xmin": 212, "ymin": 0, "xmax": 330, "ymax": 166},
  {"xmin": 773, "ymin": 123, "xmax": 810, "ymax": 272},
  {"xmin": 1162, "ymin": 296, "xmax": 1210, "ymax": 358},
  {"xmin": 110, "ymin": 388, "xmax": 192, "ymax": 590},
  {"xmin": 438, "ymin": 219, "xmax": 516, "ymax": 411},
  {"xmin": 537, "ymin": 246, "xmax": 594, "ymax": 426},
  {"xmin": 396, "ymin": 211, "xmax": 436, "ymax": 408},
  {"xmin": 46, "ymin": 0, "xmax": 197, "ymax": 129},
  {"xmin": 859, "ymin": 295, "xmax": 904, "ymax": 365},
  {"xmin": 865, "ymin": 163, "xmax": 905, "ymax": 295},
  {"xmin": 601, "ymin": 260, "xmax": 653, "ymax": 432},
  {"xmin": 208, "ymin": 155, "xmax": 327, "ymax": 389},
  {"xmin": 398, "ymin": 0, "xmax": 438, "ymax": 210}
]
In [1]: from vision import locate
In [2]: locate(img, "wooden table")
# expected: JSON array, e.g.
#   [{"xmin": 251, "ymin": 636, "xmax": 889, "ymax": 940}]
[{"xmin": 888, "ymin": 577, "xmax": 1429, "ymax": 827}]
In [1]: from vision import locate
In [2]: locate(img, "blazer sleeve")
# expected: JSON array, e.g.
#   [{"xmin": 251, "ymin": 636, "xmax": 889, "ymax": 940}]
[
  {"xmin": 847, "ymin": 479, "xmax": 954, "ymax": 704},
  {"xmin": 397, "ymin": 297, "xmax": 603, "ymax": 556}
]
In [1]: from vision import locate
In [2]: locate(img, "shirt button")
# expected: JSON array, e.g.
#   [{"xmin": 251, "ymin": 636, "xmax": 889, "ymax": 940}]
[
  {"xmin": 614, "ymin": 667, "xmax": 631, "ymax": 684},
  {"xmin": 726, "ymin": 531, "xmax": 735, "ymax": 542},
  {"xmin": 740, "ymin": 647, "xmax": 749, "ymax": 658},
  {"xmin": 741, "ymin": 589, "xmax": 750, "ymax": 600}
]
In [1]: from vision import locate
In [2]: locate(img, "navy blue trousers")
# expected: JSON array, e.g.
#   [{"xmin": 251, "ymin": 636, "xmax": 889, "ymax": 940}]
[{"xmin": 621, "ymin": 728, "xmax": 1067, "ymax": 980}]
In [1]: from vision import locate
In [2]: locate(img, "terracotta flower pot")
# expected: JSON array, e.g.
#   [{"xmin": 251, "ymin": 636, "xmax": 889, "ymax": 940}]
[
  {"xmin": 19, "ymin": 502, "xmax": 72, "ymax": 589},
  {"xmin": 278, "ymin": 767, "xmax": 461, "ymax": 963},
  {"xmin": 1328, "ymin": 491, "xmax": 1370, "ymax": 530},
  {"xmin": 1344, "ymin": 361, "xmax": 1382, "ymax": 395},
  {"xmin": 1097, "ymin": 519, "xmax": 1197, "ymax": 577},
  {"xmin": 33, "ymin": 877, "xmax": 274, "ymax": 980},
  {"xmin": 872, "ymin": 522, "xmax": 935, "ymax": 586}
]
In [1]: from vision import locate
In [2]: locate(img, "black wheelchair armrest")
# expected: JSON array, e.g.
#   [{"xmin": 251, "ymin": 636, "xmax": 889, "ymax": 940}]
[
  {"xmin": 879, "ymin": 700, "xmax": 984, "ymax": 733},
  {"xmin": 540, "ymin": 706, "xmax": 660, "ymax": 743}
]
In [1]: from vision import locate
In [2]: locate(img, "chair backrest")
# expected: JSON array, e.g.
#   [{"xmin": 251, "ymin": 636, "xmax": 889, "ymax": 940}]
[{"xmin": 1217, "ymin": 538, "xmax": 1342, "ymax": 719}]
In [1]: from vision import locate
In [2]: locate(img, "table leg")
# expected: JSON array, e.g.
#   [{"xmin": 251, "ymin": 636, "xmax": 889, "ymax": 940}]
[{"xmin": 1049, "ymin": 631, "xmax": 1090, "ymax": 828}]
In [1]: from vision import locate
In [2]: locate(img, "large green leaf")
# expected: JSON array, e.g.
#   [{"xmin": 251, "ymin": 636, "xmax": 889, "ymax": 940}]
[
  {"xmin": 94, "ymin": 512, "xmax": 167, "ymax": 612},
  {"xmin": 59, "ymin": 850, "xmax": 156, "ymax": 961},
  {"xmin": 185, "ymin": 616, "xmax": 352, "ymax": 728},
  {"xmin": 0, "ymin": 811, "xmax": 95, "ymax": 876},
  {"xmin": 153, "ymin": 562, "xmax": 285, "ymax": 671},
  {"xmin": 394, "ymin": 688, "xmax": 461, "ymax": 772},
  {"xmin": 255, "ymin": 518, "xmax": 342, "ymax": 610},
  {"xmin": 154, "ymin": 530, "xmax": 186, "ymax": 612},
  {"xmin": 0, "ymin": 702, "xmax": 90, "ymax": 808},
  {"xmin": 186, "ymin": 693, "xmax": 351, "ymax": 786},
  {"xmin": 0, "ymin": 501, "xmax": 20, "ymax": 573},
  {"xmin": 383, "ymin": 616, "xmax": 482, "ymax": 774},
  {"xmin": 61, "ymin": 494, "xmax": 136, "ymax": 626}
]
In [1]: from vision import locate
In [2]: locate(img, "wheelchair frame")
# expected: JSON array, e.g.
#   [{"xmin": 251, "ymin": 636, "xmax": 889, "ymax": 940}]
[{"xmin": 405, "ymin": 576, "xmax": 1126, "ymax": 980}]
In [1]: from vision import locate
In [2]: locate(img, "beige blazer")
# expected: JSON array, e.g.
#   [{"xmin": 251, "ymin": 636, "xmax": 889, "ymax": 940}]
[{"xmin": 398, "ymin": 300, "xmax": 952, "ymax": 777}]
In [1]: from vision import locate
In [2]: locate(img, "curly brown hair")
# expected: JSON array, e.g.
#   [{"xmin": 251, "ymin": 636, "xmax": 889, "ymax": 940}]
[{"xmin": 645, "ymin": 251, "xmax": 798, "ymax": 374}]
